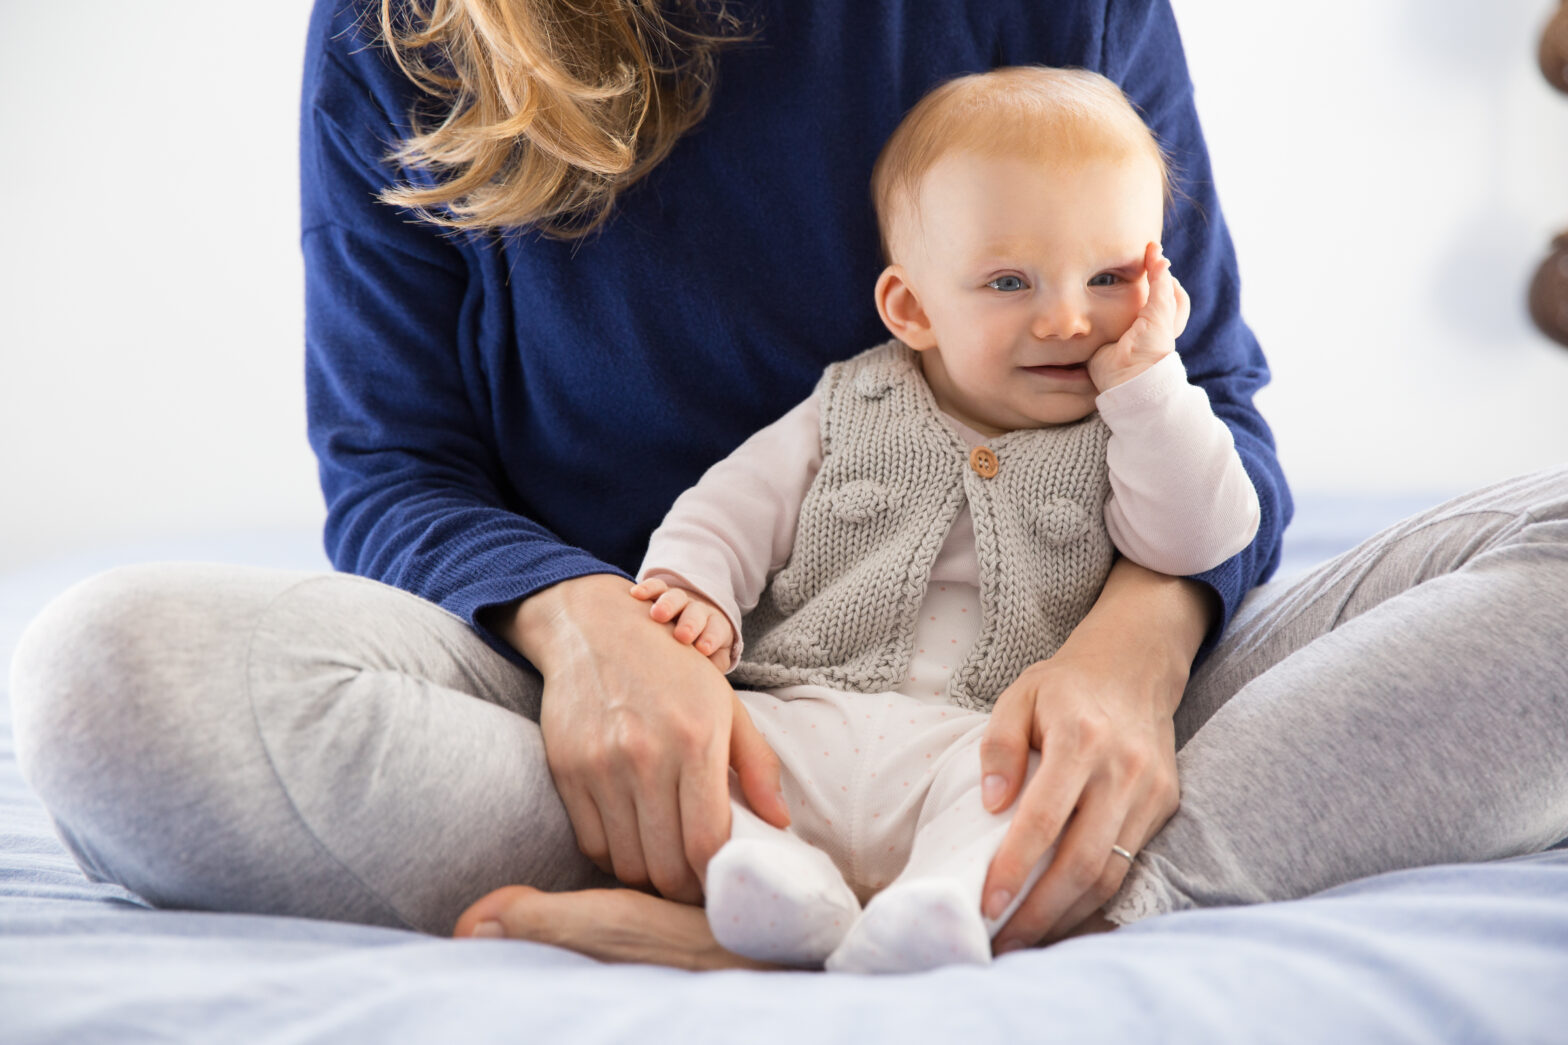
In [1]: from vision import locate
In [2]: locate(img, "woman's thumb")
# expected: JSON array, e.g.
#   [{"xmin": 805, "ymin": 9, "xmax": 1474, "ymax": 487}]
[
  {"xmin": 729, "ymin": 695, "xmax": 790, "ymax": 827},
  {"xmin": 979, "ymin": 687, "xmax": 1034, "ymax": 813}
]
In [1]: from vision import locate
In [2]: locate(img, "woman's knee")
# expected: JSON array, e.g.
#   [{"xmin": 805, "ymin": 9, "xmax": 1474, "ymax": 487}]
[{"xmin": 8, "ymin": 562, "xmax": 313, "ymax": 826}]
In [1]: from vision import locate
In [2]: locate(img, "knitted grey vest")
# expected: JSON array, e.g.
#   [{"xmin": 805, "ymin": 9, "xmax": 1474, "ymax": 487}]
[{"xmin": 731, "ymin": 340, "xmax": 1115, "ymax": 711}]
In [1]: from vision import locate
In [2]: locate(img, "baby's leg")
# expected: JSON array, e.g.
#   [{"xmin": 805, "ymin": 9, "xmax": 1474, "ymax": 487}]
[
  {"xmin": 827, "ymin": 726, "xmax": 1044, "ymax": 974},
  {"xmin": 705, "ymin": 691, "xmax": 861, "ymax": 967}
]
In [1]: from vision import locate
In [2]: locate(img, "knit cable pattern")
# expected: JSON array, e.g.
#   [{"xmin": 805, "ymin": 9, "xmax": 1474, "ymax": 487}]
[{"xmin": 731, "ymin": 340, "xmax": 1115, "ymax": 710}]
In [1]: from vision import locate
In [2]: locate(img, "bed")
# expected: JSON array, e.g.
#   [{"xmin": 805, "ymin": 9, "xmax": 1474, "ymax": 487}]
[{"xmin": 4, "ymin": 500, "xmax": 1567, "ymax": 1044}]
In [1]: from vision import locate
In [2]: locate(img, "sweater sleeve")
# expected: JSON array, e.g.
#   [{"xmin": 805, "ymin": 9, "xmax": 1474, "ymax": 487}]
[
  {"xmin": 1096, "ymin": 354, "xmax": 1261, "ymax": 576},
  {"xmin": 299, "ymin": 9, "xmax": 618, "ymax": 666},
  {"xmin": 637, "ymin": 395, "xmax": 824, "ymax": 670},
  {"xmin": 1097, "ymin": 0, "xmax": 1293, "ymax": 652}
]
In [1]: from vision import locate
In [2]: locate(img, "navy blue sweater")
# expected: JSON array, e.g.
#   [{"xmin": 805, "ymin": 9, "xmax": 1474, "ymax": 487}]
[{"xmin": 300, "ymin": 0, "xmax": 1291, "ymax": 665}]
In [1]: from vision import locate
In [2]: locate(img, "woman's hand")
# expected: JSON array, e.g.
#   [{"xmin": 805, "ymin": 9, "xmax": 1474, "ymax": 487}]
[
  {"xmin": 489, "ymin": 574, "xmax": 789, "ymax": 905},
  {"xmin": 978, "ymin": 559, "xmax": 1214, "ymax": 950}
]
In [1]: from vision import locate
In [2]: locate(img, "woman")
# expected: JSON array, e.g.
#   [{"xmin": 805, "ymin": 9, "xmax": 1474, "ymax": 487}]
[{"xmin": 11, "ymin": 0, "xmax": 1566, "ymax": 970}]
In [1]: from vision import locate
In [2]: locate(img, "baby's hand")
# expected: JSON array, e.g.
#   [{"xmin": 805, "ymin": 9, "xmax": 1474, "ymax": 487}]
[
  {"xmin": 628, "ymin": 578, "xmax": 735, "ymax": 671},
  {"xmin": 1087, "ymin": 242, "xmax": 1191, "ymax": 392}
]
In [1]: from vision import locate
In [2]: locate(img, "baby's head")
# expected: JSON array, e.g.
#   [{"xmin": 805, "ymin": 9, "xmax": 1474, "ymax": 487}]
[{"xmin": 871, "ymin": 67, "xmax": 1171, "ymax": 432}]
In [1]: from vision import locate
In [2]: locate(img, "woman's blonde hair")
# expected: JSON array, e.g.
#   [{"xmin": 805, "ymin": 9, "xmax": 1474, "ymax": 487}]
[
  {"xmin": 872, "ymin": 66, "xmax": 1171, "ymax": 260},
  {"xmin": 376, "ymin": 0, "xmax": 748, "ymax": 238}
]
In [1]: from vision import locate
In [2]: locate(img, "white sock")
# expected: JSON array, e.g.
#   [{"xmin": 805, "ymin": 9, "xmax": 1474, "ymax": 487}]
[
  {"xmin": 705, "ymin": 837, "xmax": 861, "ymax": 967},
  {"xmin": 825, "ymin": 876, "xmax": 991, "ymax": 974}
]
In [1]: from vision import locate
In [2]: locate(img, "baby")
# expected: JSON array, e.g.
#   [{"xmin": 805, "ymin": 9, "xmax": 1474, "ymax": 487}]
[{"xmin": 630, "ymin": 66, "xmax": 1259, "ymax": 973}]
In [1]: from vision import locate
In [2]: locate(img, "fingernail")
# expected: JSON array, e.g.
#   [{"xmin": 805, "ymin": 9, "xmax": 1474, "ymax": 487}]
[
  {"xmin": 469, "ymin": 920, "xmax": 505, "ymax": 939},
  {"xmin": 985, "ymin": 889, "xmax": 1012, "ymax": 920},
  {"xmin": 981, "ymin": 774, "xmax": 1006, "ymax": 809},
  {"xmin": 995, "ymin": 938, "xmax": 1025, "ymax": 956}
]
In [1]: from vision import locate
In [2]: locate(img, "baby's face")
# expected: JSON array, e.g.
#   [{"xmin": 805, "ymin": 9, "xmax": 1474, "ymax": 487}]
[{"xmin": 893, "ymin": 149, "xmax": 1164, "ymax": 433}]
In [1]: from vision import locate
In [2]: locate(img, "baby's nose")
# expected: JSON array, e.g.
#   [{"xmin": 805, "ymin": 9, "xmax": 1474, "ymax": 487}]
[{"xmin": 1030, "ymin": 293, "xmax": 1091, "ymax": 340}]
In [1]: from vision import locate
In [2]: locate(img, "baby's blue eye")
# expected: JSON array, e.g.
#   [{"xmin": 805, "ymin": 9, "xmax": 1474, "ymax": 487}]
[
  {"xmin": 987, "ymin": 275, "xmax": 1026, "ymax": 292},
  {"xmin": 1088, "ymin": 273, "xmax": 1121, "ymax": 287}
]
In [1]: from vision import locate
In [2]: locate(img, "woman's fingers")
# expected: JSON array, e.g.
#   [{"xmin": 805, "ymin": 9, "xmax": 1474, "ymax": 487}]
[
  {"xmin": 553, "ymin": 774, "xmax": 613, "ymax": 875},
  {"xmin": 1042, "ymin": 838, "xmax": 1141, "ymax": 941},
  {"xmin": 992, "ymin": 783, "xmax": 1131, "ymax": 951},
  {"xmin": 981, "ymin": 724, "xmax": 1089, "ymax": 922},
  {"xmin": 635, "ymin": 780, "xmax": 703, "ymax": 904},
  {"xmin": 616, "ymin": 669, "xmax": 727, "ymax": 900},
  {"xmin": 590, "ymin": 779, "xmax": 652, "ymax": 889},
  {"xmin": 991, "ymin": 724, "xmax": 1177, "ymax": 947},
  {"xmin": 676, "ymin": 727, "xmax": 735, "ymax": 890},
  {"xmin": 978, "ymin": 683, "xmax": 1036, "ymax": 814},
  {"xmin": 1041, "ymin": 776, "xmax": 1172, "ymax": 939},
  {"xmin": 728, "ymin": 695, "xmax": 790, "ymax": 829},
  {"xmin": 534, "ymin": 576, "xmax": 756, "ymax": 901}
]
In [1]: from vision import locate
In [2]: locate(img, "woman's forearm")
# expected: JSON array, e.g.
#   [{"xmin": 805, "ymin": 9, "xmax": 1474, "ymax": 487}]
[{"xmin": 1063, "ymin": 557, "xmax": 1217, "ymax": 717}]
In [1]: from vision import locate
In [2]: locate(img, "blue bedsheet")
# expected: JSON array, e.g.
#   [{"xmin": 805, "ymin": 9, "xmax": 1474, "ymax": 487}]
[{"xmin": 4, "ymin": 507, "xmax": 1567, "ymax": 1044}]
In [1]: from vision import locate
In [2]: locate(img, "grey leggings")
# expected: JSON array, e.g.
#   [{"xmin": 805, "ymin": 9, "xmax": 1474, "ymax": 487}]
[{"xmin": 9, "ymin": 468, "xmax": 1568, "ymax": 936}]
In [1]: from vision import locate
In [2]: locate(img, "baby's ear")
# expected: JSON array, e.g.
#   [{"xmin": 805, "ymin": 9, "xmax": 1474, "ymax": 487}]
[{"xmin": 874, "ymin": 265, "xmax": 937, "ymax": 350}]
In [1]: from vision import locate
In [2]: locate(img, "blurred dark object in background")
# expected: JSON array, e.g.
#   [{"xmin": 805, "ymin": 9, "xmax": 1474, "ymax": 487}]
[
  {"xmin": 1541, "ymin": 0, "xmax": 1568, "ymax": 92},
  {"xmin": 1531, "ymin": 4, "xmax": 1568, "ymax": 347},
  {"xmin": 1528, "ymin": 233, "xmax": 1568, "ymax": 347}
]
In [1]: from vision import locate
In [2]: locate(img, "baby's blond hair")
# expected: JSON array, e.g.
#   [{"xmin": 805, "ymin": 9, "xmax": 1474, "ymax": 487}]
[{"xmin": 871, "ymin": 67, "xmax": 1170, "ymax": 261}]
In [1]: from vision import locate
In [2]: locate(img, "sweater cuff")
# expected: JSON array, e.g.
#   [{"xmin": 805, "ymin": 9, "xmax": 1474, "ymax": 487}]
[
  {"xmin": 449, "ymin": 554, "xmax": 633, "ymax": 671},
  {"xmin": 1093, "ymin": 351, "xmax": 1189, "ymax": 419}
]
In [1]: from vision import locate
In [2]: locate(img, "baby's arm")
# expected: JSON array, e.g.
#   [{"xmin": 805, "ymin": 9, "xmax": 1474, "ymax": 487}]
[{"xmin": 633, "ymin": 394, "xmax": 824, "ymax": 670}]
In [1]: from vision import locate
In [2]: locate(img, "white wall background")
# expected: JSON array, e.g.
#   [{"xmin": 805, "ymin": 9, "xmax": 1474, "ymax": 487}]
[
  {"xmin": 1, "ymin": 0, "xmax": 324, "ymax": 572},
  {"xmin": 1179, "ymin": 0, "xmax": 1568, "ymax": 495},
  {"xmin": 3, "ymin": 0, "xmax": 1567, "ymax": 573}
]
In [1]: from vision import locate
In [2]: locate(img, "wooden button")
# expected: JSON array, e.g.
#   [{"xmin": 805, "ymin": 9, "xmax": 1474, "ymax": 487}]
[{"xmin": 969, "ymin": 446, "xmax": 999, "ymax": 478}]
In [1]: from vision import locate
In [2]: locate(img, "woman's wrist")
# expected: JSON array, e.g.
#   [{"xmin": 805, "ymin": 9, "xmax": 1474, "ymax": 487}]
[
  {"xmin": 1067, "ymin": 558, "xmax": 1216, "ymax": 717},
  {"xmin": 486, "ymin": 573, "xmax": 632, "ymax": 676}
]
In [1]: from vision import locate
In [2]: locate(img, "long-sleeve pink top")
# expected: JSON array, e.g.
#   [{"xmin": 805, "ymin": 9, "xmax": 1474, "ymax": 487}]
[{"xmin": 640, "ymin": 352, "xmax": 1260, "ymax": 670}]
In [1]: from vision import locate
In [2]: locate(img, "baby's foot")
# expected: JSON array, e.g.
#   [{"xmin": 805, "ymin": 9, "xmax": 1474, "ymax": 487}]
[
  {"xmin": 825, "ymin": 877, "xmax": 990, "ymax": 974},
  {"xmin": 705, "ymin": 837, "xmax": 861, "ymax": 967}
]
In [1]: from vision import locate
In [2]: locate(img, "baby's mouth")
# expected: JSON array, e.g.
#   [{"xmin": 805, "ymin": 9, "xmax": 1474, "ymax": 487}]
[{"xmin": 1021, "ymin": 362, "xmax": 1090, "ymax": 379}]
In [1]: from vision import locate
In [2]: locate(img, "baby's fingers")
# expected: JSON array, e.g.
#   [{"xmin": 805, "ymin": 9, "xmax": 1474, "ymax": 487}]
[
  {"xmin": 649, "ymin": 586, "xmax": 691, "ymax": 625},
  {"xmin": 693, "ymin": 613, "xmax": 735, "ymax": 670},
  {"xmin": 1171, "ymin": 273, "xmax": 1191, "ymax": 339},
  {"xmin": 1140, "ymin": 245, "xmax": 1177, "ymax": 327},
  {"xmin": 670, "ymin": 601, "xmax": 712, "ymax": 645},
  {"xmin": 629, "ymin": 577, "xmax": 669, "ymax": 603}
]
